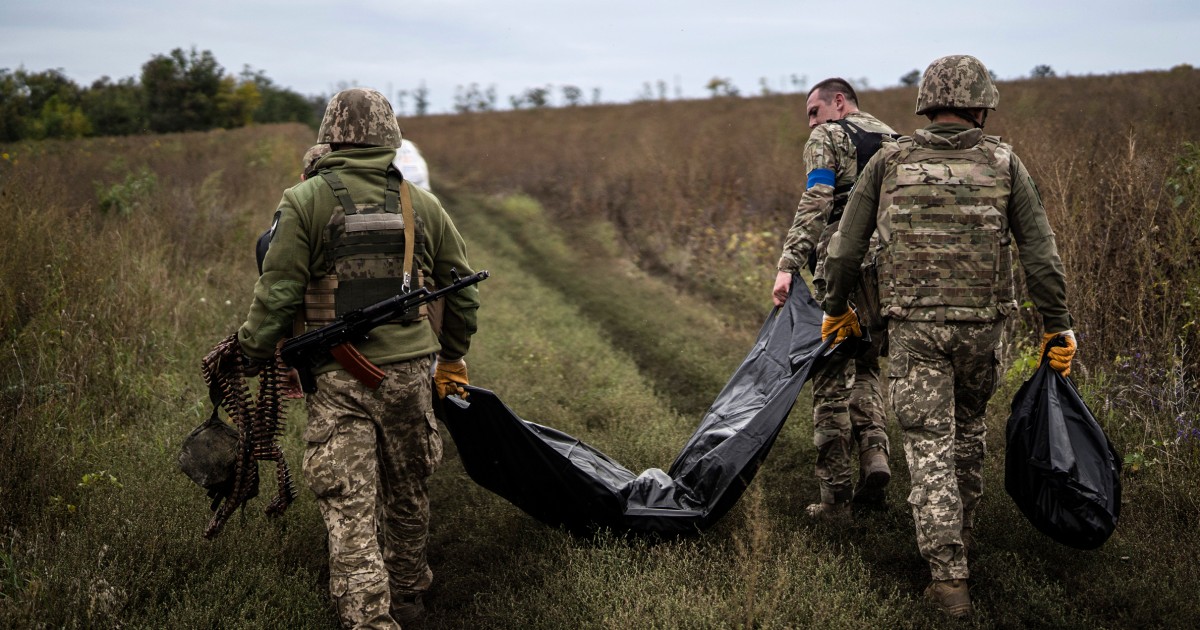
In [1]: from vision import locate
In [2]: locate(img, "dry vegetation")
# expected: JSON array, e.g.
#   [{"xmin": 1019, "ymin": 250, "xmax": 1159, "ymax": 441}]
[
  {"xmin": 407, "ymin": 67, "xmax": 1200, "ymax": 368},
  {"xmin": 1, "ymin": 68, "xmax": 1199, "ymax": 628}
]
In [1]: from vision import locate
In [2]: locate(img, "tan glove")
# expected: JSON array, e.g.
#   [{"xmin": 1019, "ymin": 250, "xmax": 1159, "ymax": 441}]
[
  {"xmin": 435, "ymin": 357, "xmax": 469, "ymax": 399},
  {"xmin": 821, "ymin": 309, "xmax": 862, "ymax": 345},
  {"xmin": 1040, "ymin": 330, "xmax": 1076, "ymax": 376}
]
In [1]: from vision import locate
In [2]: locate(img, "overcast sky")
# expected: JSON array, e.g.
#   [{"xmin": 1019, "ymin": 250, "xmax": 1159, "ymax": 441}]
[{"xmin": 3, "ymin": 1, "xmax": 1197, "ymax": 115}]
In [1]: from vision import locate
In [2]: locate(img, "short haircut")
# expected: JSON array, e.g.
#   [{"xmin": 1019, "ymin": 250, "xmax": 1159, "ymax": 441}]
[{"xmin": 808, "ymin": 78, "xmax": 859, "ymax": 106}]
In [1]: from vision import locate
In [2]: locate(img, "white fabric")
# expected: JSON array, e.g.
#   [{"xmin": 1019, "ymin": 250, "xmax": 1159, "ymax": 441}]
[{"xmin": 393, "ymin": 139, "xmax": 431, "ymax": 192}]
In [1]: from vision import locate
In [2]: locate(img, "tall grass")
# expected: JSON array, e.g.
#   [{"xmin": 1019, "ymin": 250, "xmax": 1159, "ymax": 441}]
[
  {"xmin": 407, "ymin": 68, "xmax": 1200, "ymax": 372},
  {"xmin": 2, "ymin": 79, "xmax": 1199, "ymax": 628}
]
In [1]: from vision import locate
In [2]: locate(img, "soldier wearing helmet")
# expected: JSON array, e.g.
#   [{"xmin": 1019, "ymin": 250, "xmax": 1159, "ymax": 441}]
[
  {"xmin": 771, "ymin": 77, "xmax": 897, "ymax": 520},
  {"xmin": 236, "ymin": 87, "xmax": 480, "ymax": 628},
  {"xmin": 819, "ymin": 55, "xmax": 1075, "ymax": 618}
]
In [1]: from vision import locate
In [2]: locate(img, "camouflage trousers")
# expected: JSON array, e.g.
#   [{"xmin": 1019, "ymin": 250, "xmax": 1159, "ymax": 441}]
[
  {"xmin": 888, "ymin": 320, "xmax": 1003, "ymax": 581},
  {"xmin": 304, "ymin": 357, "xmax": 443, "ymax": 630},
  {"xmin": 811, "ymin": 332, "xmax": 889, "ymax": 504}
]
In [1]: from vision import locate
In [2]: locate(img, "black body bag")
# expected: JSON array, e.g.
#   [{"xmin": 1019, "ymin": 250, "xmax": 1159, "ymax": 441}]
[
  {"xmin": 441, "ymin": 276, "xmax": 836, "ymax": 537},
  {"xmin": 1004, "ymin": 341, "xmax": 1122, "ymax": 549}
]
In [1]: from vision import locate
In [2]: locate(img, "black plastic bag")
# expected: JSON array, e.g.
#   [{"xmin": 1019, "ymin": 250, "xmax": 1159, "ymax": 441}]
[
  {"xmin": 440, "ymin": 276, "xmax": 836, "ymax": 537},
  {"xmin": 1004, "ymin": 343, "xmax": 1122, "ymax": 549}
]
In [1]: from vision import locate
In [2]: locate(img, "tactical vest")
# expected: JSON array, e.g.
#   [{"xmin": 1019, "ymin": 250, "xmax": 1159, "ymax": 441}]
[
  {"xmin": 303, "ymin": 166, "xmax": 428, "ymax": 328},
  {"xmin": 876, "ymin": 135, "xmax": 1017, "ymax": 322}
]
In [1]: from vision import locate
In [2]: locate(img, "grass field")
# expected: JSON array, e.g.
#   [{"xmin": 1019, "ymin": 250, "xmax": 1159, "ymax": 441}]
[{"xmin": 1, "ymin": 71, "xmax": 1199, "ymax": 628}]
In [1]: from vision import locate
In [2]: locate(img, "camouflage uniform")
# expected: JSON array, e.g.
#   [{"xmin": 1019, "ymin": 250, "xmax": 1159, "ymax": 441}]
[
  {"xmin": 777, "ymin": 111, "xmax": 895, "ymax": 505},
  {"xmin": 239, "ymin": 89, "xmax": 478, "ymax": 629},
  {"xmin": 305, "ymin": 360, "xmax": 441, "ymax": 628},
  {"xmin": 824, "ymin": 120, "xmax": 1072, "ymax": 580}
]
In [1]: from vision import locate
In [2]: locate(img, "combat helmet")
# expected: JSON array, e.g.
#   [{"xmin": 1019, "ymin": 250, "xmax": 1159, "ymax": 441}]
[
  {"xmin": 915, "ymin": 55, "xmax": 999, "ymax": 115},
  {"xmin": 178, "ymin": 410, "xmax": 240, "ymax": 495},
  {"xmin": 317, "ymin": 88, "xmax": 402, "ymax": 148}
]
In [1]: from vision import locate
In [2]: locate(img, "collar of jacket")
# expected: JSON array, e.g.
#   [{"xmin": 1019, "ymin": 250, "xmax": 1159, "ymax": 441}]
[
  {"xmin": 914, "ymin": 123, "xmax": 985, "ymax": 150},
  {"xmin": 316, "ymin": 146, "xmax": 397, "ymax": 171}
]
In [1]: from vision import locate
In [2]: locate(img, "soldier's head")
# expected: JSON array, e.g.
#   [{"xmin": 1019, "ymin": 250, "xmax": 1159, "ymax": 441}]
[
  {"xmin": 915, "ymin": 55, "xmax": 999, "ymax": 128},
  {"xmin": 806, "ymin": 78, "xmax": 860, "ymax": 129},
  {"xmin": 300, "ymin": 144, "xmax": 331, "ymax": 180},
  {"xmin": 317, "ymin": 88, "xmax": 402, "ymax": 150}
]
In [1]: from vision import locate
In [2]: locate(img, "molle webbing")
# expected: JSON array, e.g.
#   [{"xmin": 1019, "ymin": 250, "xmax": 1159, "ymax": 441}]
[
  {"xmin": 304, "ymin": 167, "xmax": 426, "ymax": 327},
  {"xmin": 877, "ymin": 136, "xmax": 1015, "ymax": 315}
]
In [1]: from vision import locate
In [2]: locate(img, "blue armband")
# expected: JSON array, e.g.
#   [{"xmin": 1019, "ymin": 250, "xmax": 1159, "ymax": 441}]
[{"xmin": 806, "ymin": 168, "xmax": 835, "ymax": 189}]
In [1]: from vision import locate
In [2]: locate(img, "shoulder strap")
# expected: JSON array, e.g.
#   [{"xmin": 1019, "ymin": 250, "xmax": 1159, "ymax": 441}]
[
  {"xmin": 318, "ymin": 169, "xmax": 358, "ymax": 216},
  {"xmin": 399, "ymin": 178, "xmax": 416, "ymax": 292}
]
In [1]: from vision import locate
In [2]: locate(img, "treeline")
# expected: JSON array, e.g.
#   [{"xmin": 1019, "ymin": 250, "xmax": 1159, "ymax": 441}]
[{"xmin": 0, "ymin": 47, "xmax": 323, "ymax": 142}]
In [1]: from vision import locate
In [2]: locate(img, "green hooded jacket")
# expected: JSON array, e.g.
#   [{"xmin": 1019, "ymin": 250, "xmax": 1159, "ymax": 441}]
[{"xmin": 237, "ymin": 147, "xmax": 479, "ymax": 370}]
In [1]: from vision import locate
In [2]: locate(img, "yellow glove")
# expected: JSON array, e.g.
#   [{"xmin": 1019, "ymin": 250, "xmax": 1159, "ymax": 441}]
[
  {"xmin": 821, "ymin": 309, "xmax": 862, "ymax": 345},
  {"xmin": 435, "ymin": 357, "xmax": 469, "ymax": 399},
  {"xmin": 1040, "ymin": 330, "xmax": 1076, "ymax": 376}
]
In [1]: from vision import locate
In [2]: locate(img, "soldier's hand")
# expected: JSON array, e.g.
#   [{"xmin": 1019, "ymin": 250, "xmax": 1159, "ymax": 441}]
[
  {"xmin": 821, "ymin": 309, "xmax": 862, "ymax": 345},
  {"xmin": 435, "ymin": 357, "xmax": 469, "ymax": 399},
  {"xmin": 1040, "ymin": 330, "xmax": 1076, "ymax": 376},
  {"xmin": 772, "ymin": 271, "xmax": 793, "ymax": 307}
]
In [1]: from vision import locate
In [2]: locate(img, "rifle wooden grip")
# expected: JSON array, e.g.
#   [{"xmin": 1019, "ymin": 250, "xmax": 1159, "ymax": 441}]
[{"xmin": 330, "ymin": 343, "xmax": 387, "ymax": 389}]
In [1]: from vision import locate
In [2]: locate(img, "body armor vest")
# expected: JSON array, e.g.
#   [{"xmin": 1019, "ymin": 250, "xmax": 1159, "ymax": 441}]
[
  {"xmin": 876, "ymin": 135, "xmax": 1017, "ymax": 322},
  {"xmin": 303, "ymin": 166, "xmax": 427, "ymax": 328}
]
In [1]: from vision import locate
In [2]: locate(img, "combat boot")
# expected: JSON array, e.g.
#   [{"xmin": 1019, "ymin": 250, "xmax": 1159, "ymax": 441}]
[
  {"xmin": 924, "ymin": 579, "xmax": 972, "ymax": 618},
  {"xmin": 804, "ymin": 500, "xmax": 850, "ymax": 521},
  {"xmin": 853, "ymin": 447, "xmax": 890, "ymax": 505},
  {"xmin": 392, "ymin": 592, "xmax": 425, "ymax": 627}
]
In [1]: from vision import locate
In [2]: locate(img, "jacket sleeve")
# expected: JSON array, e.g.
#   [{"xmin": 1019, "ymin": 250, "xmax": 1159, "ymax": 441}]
[
  {"xmin": 1007, "ymin": 153, "xmax": 1073, "ymax": 332},
  {"xmin": 237, "ymin": 190, "xmax": 312, "ymax": 359},
  {"xmin": 424, "ymin": 195, "xmax": 479, "ymax": 360},
  {"xmin": 822, "ymin": 151, "xmax": 884, "ymax": 315},
  {"xmin": 777, "ymin": 126, "xmax": 839, "ymax": 273}
]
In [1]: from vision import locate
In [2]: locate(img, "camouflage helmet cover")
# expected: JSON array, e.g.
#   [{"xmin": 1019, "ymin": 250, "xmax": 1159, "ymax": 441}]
[
  {"xmin": 301, "ymin": 143, "xmax": 331, "ymax": 177},
  {"xmin": 915, "ymin": 55, "xmax": 999, "ymax": 115},
  {"xmin": 317, "ymin": 88, "xmax": 402, "ymax": 148}
]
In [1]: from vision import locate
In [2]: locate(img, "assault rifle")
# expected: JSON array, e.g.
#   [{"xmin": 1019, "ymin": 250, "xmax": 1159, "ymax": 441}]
[{"xmin": 280, "ymin": 269, "xmax": 489, "ymax": 393}]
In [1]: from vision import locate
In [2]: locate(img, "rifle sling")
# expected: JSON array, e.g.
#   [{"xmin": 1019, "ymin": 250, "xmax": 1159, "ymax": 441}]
[{"xmin": 400, "ymin": 179, "xmax": 416, "ymax": 291}]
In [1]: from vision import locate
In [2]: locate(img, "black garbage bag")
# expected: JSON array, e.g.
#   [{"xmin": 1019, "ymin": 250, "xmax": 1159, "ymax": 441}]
[
  {"xmin": 440, "ymin": 276, "xmax": 836, "ymax": 537},
  {"xmin": 1004, "ymin": 341, "xmax": 1122, "ymax": 549}
]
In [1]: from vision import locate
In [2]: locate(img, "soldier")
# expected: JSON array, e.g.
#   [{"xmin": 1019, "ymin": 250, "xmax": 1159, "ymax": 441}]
[
  {"xmin": 819, "ymin": 55, "xmax": 1075, "ymax": 618},
  {"xmin": 236, "ymin": 88, "xmax": 479, "ymax": 629},
  {"xmin": 771, "ymin": 78, "xmax": 896, "ymax": 518}
]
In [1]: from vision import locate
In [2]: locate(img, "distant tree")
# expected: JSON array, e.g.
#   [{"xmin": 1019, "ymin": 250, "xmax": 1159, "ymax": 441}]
[
  {"xmin": 394, "ymin": 89, "xmax": 408, "ymax": 116},
  {"xmin": 591, "ymin": 87, "xmax": 602, "ymax": 105},
  {"xmin": 989, "ymin": 69, "xmax": 999, "ymax": 81},
  {"xmin": 790, "ymin": 73, "xmax": 807, "ymax": 92},
  {"xmin": 82, "ymin": 76, "xmax": 145, "ymax": 136},
  {"xmin": 239, "ymin": 67, "xmax": 317, "ymax": 126},
  {"xmin": 900, "ymin": 69, "xmax": 921, "ymax": 87},
  {"xmin": 509, "ymin": 94, "xmax": 525, "ymax": 110},
  {"xmin": 215, "ymin": 75, "xmax": 260, "ymax": 128},
  {"xmin": 140, "ymin": 47, "xmax": 225, "ymax": 133},
  {"xmin": 453, "ymin": 83, "xmax": 496, "ymax": 113},
  {"xmin": 1030, "ymin": 64, "xmax": 1057, "ymax": 79},
  {"xmin": 635, "ymin": 82, "xmax": 654, "ymax": 102},
  {"xmin": 705, "ymin": 77, "xmax": 739, "ymax": 98},
  {"xmin": 759, "ymin": 77, "xmax": 773, "ymax": 96},
  {"xmin": 656, "ymin": 79, "xmax": 668, "ymax": 101},
  {"xmin": 413, "ymin": 81, "xmax": 430, "ymax": 116},
  {"xmin": 561, "ymin": 85, "xmax": 583, "ymax": 106},
  {"xmin": 524, "ymin": 86, "xmax": 551, "ymax": 108},
  {"xmin": 29, "ymin": 94, "xmax": 91, "ymax": 139}
]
